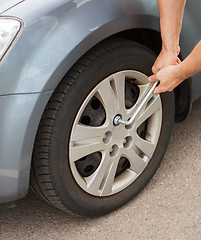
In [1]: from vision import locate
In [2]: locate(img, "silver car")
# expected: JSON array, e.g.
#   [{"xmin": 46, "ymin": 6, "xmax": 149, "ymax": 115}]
[{"xmin": 0, "ymin": 0, "xmax": 200, "ymax": 217}]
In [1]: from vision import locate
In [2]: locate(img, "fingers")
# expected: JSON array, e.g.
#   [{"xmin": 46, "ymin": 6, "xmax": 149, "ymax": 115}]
[
  {"xmin": 153, "ymin": 85, "xmax": 164, "ymax": 95},
  {"xmin": 148, "ymin": 75, "xmax": 161, "ymax": 94},
  {"xmin": 149, "ymin": 72, "xmax": 170, "ymax": 94},
  {"xmin": 151, "ymin": 78, "xmax": 166, "ymax": 94},
  {"xmin": 148, "ymin": 74, "xmax": 158, "ymax": 83}
]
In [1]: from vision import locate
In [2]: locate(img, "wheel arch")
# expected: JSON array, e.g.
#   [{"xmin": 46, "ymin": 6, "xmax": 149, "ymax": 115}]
[
  {"xmin": 27, "ymin": 15, "xmax": 163, "ymax": 94},
  {"xmin": 33, "ymin": 22, "xmax": 192, "ymax": 122}
]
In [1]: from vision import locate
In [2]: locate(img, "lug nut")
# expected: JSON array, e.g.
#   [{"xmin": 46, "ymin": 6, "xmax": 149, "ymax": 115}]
[
  {"xmin": 103, "ymin": 131, "xmax": 112, "ymax": 144},
  {"xmin": 123, "ymin": 136, "xmax": 133, "ymax": 148},
  {"xmin": 109, "ymin": 145, "xmax": 119, "ymax": 157}
]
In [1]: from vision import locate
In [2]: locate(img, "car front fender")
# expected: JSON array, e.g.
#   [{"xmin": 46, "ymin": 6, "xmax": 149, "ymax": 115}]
[{"xmin": 0, "ymin": 0, "xmax": 160, "ymax": 95}]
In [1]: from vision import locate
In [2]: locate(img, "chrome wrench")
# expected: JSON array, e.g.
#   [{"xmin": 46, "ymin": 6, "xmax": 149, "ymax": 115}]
[{"xmin": 113, "ymin": 81, "xmax": 159, "ymax": 126}]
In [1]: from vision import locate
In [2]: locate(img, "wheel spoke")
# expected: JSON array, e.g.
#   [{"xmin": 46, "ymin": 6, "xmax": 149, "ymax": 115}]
[
  {"xmin": 70, "ymin": 138, "xmax": 104, "ymax": 162},
  {"xmin": 133, "ymin": 132, "xmax": 155, "ymax": 158},
  {"xmin": 135, "ymin": 95, "xmax": 161, "ymax": 128},
  {"xmin": 112, "ymin": 72, "xmax": 126, "ymax": 112},
  {"xmin": 122, "ymin": 148, "xmax": 147, "ymax": 174},
  {"xmin": 96, "ymin": 79, "xmax": 119, "ymax": 122},
  {"xmin": 71, "ymin": 124, "xmax": 108, "ymax": 142},
  {"xmin": 99, "ymin": 156, "xmax": 120, "ymax": 196},
  {"xmin": 85, "ymin": 153, "xmax": 116, "ymax": 195}
]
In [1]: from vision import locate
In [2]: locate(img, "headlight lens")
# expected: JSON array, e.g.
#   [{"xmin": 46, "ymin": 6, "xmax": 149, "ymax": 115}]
[{"xmin": 0, "ymin": 18, "xmax": 22, "ymax": 61}]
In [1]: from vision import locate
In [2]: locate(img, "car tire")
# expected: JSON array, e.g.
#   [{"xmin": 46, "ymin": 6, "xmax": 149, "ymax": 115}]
[{"xmin": 31, "ymin": 38, "xmax": 175, "ymax": 217}]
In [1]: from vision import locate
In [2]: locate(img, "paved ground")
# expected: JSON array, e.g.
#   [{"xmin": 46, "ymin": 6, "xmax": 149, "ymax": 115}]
[{"xmin": 0, "ymin": 99, "xmax": 200, "ymax": 240}]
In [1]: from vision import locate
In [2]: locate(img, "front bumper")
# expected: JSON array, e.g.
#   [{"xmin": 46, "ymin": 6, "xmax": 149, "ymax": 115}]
[{"xmin": 0, "ymin": 91, "xmax": 52, "ymax": 203}]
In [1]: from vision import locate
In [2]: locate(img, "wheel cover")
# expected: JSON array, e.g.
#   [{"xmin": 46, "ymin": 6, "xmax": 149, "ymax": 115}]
[{"xmin": 69, "ymin": 70, "xmax": 162, "ymax": 196}]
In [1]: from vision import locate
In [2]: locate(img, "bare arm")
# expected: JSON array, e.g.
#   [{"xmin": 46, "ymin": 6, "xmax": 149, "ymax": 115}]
[
  {"xmin": 159, "ymin": 0, "xmax": 186, "ymax": 54},
  {"xmin": 152, "ymin": 0, "xmax": 186, "ymax": 74},
  {"xmin": 181, "ymin": 40, "xmax": 201, "ymax": 79},
  {"xmin": 149, "ymin": 40, "xmax": 201, "ymax": 94}
]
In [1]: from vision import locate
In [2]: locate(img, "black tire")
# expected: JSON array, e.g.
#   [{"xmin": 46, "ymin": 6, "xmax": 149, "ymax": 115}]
[{"xmin": 31, "ymin": 38, "xmax": 175, "ymax": 217}]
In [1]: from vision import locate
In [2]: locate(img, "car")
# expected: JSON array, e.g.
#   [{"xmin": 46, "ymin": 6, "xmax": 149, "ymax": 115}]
[{"xmin": 0, "ymin": 0, "xmax": 201, "ymax": 217}]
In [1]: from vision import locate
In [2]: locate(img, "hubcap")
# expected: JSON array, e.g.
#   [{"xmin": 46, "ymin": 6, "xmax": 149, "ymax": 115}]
[{"xmin": 69, "ymin": 70, "xmax": 162, "ymax": 196}]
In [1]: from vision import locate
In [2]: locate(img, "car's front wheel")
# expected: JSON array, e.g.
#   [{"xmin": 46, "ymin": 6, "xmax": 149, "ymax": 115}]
[{"xmin": 31, "ymin": 38, "xmax": 174, "ymax": 216}]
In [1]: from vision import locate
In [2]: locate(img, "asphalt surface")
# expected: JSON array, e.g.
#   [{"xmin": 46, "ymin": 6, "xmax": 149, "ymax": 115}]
[{"xmin": 0, "ymin": 98, "xmax": 200, "ymax": 240}]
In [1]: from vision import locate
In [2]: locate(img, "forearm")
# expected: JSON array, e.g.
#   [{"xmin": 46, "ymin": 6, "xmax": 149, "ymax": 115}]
[
  {"xmin": 179, "ymin": 40, "xmax": 201, "ymax": 79},
  {"xmin": 158, "ymin": 0, "xmax": 186, "ymax": 54}
]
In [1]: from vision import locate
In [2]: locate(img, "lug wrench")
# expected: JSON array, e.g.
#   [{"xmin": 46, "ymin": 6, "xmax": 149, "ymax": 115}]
[{"xmin": 113, "ymin": 81, "xmax": 159, "ymax": 126}]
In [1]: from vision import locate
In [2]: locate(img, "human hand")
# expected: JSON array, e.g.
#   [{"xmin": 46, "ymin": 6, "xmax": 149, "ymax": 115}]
[
  {"xmin": 152, "ymin": 46, "xmax": 181, "ymax": 74},
  {"xmin": 149, "ymin": 64, "xmax": 184, "ymax": 94}
]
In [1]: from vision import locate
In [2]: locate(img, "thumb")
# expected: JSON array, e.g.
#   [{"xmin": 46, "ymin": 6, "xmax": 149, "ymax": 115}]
[{"xmin": 148, "ymin": 74, "xmax": 158, "ymax": 83}]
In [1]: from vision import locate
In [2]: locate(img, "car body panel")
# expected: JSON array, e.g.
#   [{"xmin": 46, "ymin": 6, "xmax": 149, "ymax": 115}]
[
  {"xmin": 0, "ymin": 0, "xmax": 200, "ymax": 203},
  {"xmin": 0, "ymin": 92, "xmax": 52, "ymax": 203},
  {"xmin": 0, "ymin": 0, "xmax": 160, "ymax": 95},
  {"xmin": 0, "ymin": 0, "xmax": 25, "ymax": 14}
]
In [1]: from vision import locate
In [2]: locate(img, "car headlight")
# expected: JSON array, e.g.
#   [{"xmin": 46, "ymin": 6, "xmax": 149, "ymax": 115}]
[{"xmin": 0, "ymin": 18, "xmax": 22, "ymax": 61}]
